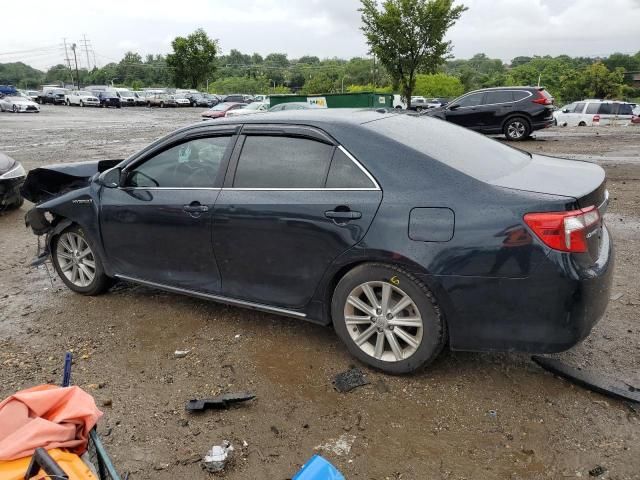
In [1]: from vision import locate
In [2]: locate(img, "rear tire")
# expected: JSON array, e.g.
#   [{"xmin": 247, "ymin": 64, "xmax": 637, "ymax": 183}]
[
  {"xmin": 331, "ymin": 263, "xmax": 446, "ymax": 374},
  {"xmin": 51, "ymin": 225, "xmax": 113, "ymax": 296},
  {"xmin": 578, "ymin": 121, "xmax": 586, "ymax": 127},
  {"xmin": 503, "ymin": 116, "xmax": 531, "ymax": 141}
]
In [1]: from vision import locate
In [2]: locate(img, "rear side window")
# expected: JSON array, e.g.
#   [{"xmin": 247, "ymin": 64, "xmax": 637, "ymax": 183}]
[
  {"xmin": 585, "ymin": 103, "xmax": 599, "ymax": 114},
  {"xmin": 617, "ymin": 104, "xmax": 633, "ymax": 115},
  {"xmin": 456, "ymin": 92, "xmax": 484, "ymax": 107},
  {"xmin": 513, "ymin": 91, "xmax": 530, "ymax": 101},
  {"xmin": 326, "ymin": 149, "xmax": 375, "ymax": 189},
  {"xmin": 598, "ymin": 103, "xmax": 613, "ymax": 114},
  {"xmin": 485, "ymin": 90, "xmax": 513, "ymax": 104},
  {"xmin": 234, "ymin": 136, "xmax": 333, "ymax": 188}
]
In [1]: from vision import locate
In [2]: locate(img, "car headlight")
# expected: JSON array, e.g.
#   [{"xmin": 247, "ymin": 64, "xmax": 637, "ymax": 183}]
[{"xmin": 0, "ymin": 162, "xmax": 26, "ymax": 179}]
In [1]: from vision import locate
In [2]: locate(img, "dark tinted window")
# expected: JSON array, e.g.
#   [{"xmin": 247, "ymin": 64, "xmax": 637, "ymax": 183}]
[
  {"xmin": 574, "ymin": 102, "xmax": 586, "ymax": 113},
  {"xmin": 364, "ymin": 115, "xmax": 530, "ymax": 182},
  {"xmin": 598, "ymin": 103, "xmax": 613, "ymax": 114},
  {"xmin": 326, "ymin": 148, "xmax": 375, "ymax": 189},
  {"xmin": 617, "ymin": 103, "xmax": 633, "ymax": 115},
  {"xmin": 126, "ymin": 137, "xmax": 230, "ymax": 188},
  {"xmin": 456, "ymin": 92, "xmax": 484, "ymax": 107},
  {"xmin": 513, "ymin": 91, "xmax": 530, "ymax": 101},
  {"xmin": 234, "ymin": 136, "xmax": 333, "ymax": 188},
  {"xmin": 585, "ymin": 103, "xmax": 599, "ymax": 114},
  {"xmin": 484, "ymin": 90, "xmax": 513, "ymax": 104}
]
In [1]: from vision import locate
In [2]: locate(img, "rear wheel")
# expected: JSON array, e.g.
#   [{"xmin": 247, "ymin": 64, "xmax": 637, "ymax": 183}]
[
  {"xmin": 160, "ymin": 102, "xmax": 165, "ymax": 108},
  {"xmin": 51, "ymin": 225, "xmax": 112, "ymax": 295},
  {"xmin": 12, "ymin": 105, "xmax": 18, "ymax": 113},
  {"xmin": 578, "ymin": 121, "xmax": 586, "ymax": 127},
  {"xmin": 332, "ymin": 263, "xmax": 445, "ymax": 374},
  {"xmin": 80, "ymin": 100, "xmax": 84, "ymax": 107},
  {"xmin": 503, "ymin": 116, "xmax": 530, "ymax": 141}
]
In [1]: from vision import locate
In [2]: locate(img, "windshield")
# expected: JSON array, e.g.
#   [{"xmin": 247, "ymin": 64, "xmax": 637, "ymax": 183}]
[
  {"xmin": 104, "ymin": 91, "xmax": 118, "ymax": 97},
  {"xmin": 120, "ymin": 91, "xmax": 134, "ymax": 97},
  {"xmin": 53, "ymin": 89, "xmax": 66, "ymax": 94},
  {"xmin": 210, "ymin": 103, "xmax": 230, "ymax": 111},
  {"xmin": 78, "ymin": 91, "xmax": 92, "ymax": 96},
  {"xmin": 245, "ymin": 103, "xmax": 263, "ymax": 110},
  {"xmin": 364, "ymin": 114, "xmax": 530, "ymax": 182}
]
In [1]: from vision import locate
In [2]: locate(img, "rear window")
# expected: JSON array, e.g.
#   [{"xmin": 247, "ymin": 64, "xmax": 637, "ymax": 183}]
[
  {"xmin": 485, "ymin": 90, "xmax": 513, "ymax": 104},
  {"xmin": 364, "ymin": 115, "xmax": 530, "ymax": 182}
]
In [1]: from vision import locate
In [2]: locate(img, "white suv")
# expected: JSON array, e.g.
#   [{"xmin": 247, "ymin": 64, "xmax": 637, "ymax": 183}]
[
  {"xmin": 65, "ymin": 90, "xmax": 100, "ymax": 107},
  {"xmin": 554, "ymin": 100, "xmax": 634, "ymax": 126}
]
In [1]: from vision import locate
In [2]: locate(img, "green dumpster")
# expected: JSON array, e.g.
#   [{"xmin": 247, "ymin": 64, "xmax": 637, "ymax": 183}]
[{"xmin": 269, "ymin": 92, "xmax": 392, "ymax": 109}]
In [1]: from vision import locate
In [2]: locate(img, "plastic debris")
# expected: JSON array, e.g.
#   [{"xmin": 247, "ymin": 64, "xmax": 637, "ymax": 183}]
[
  {"xmin": 488, "ymin": 410, "xmax": 497, "ymax": 419},
  {"xmin": 333, "ymin": 368, "xmax": 369, "ymax": 393},
  {"xmin": 202, "ymin": 440, "xmax": 234, "ymax": 473},
  {"xmin": 315, "ymin": 434, "xmax": 355, "ymax": 456},
  {"xmin": 174, "ymin": 349, "xmax": 190, "ymax": 358},
  {"xmin": 293, "ymin": 454, "xmax": 345, "ymax": 480},
  {"xmin": 186, "ymin": 392, "xmax": 255, "ymax": 412},
  {"xmin": 589, "ymin": 465, "xmax": 607, "ymax": 477}
]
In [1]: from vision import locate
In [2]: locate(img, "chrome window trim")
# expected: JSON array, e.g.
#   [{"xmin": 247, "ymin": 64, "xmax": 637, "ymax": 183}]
[
  {"xmin": 115, "ymin": 274, "xmax": 306, "ymax": 319},
  {"xmin": 454, "ymin": 89, "xmax": 533, "ymax": 109}
]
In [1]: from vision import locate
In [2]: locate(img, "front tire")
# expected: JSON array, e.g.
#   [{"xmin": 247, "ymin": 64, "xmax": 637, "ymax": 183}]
[
  {"xmin": 51, "ymin": 225, "xmax": 112, "ymax": 295},
  {"xmin": 503, "ymin": 116, "xmax": 530, "ymax": 141},
  {"xmin": 331, "ymin": 263, "xmax": 445, "ymax": 374}
]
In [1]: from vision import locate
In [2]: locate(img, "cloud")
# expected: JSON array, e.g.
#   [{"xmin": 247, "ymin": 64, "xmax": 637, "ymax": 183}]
[{"xmin": 1, "ymin": 0, "xmax": 638, "ymax": 70}]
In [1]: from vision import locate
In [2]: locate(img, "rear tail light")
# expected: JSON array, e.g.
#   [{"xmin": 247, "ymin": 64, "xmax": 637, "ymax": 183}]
[
  {"xmin": 532, "ymin": 90, "xmax": 553, "ymax": 105},
  {"xmin": 593, "ymin": 114, "xmax": 600, "ymax": 123},
  {"xmin": 524, "ymin": 206, "xmax": 600, "ymax": 253}
]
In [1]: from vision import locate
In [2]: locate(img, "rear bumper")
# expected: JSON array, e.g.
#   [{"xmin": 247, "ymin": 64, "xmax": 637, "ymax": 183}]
[
  {"xmin": 420, "ymin": 226, "xmax": 614, "ymax": 353},
  {"xmin": 531, "ymin": 118, "xmax": 554, "ymax": 131}
]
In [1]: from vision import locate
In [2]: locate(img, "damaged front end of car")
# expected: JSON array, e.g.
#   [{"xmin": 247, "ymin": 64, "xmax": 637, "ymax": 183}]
[{"xmin": 21, "ymin": 159, "xmax": 121, "ymax": 267}]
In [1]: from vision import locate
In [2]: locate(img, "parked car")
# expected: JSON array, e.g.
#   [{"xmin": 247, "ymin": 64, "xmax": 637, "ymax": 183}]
[
  {"xmin": 554, "ymin": 100, "xmax": 635, "ymax": 127},
  {"xmin": 225, "ymin": 101, "xmax": 269, "ymax": 117},
  {"xmin": 0, "ymin": 153, "xmax": 26, "ymax": 209},
  {"xmin": 40, "ymin": 88, "xmax": 67, "ymax": 105},
  {"xmin": 132, "ymin": 91, "xmax": 147, "ymax": 106},
  {"xmin": 146, "ymin": 93, "xmax": 176, "ymax": 108},
  {"xmin": 115, "ymin": 89, "xmax": 137, "ymax": 107},
  {"xmin": 95, "ymin": 91, "xmax": 121, "ymax": 108},
  {"xmin": 65, "ymin": 90, "xmax": 100, "ymax": 107},
  {"xmin": 222, "ymin": 94, "xmax": 252, "ymax": 104},
  {"xmin": 21, "ymin": 110, "xmax": 612, "ymax": 373},
  {"xmin": 172, "ymin": 94, "xmax": 191, "ymax": 107},
  {"xmin": 20, "ymin": 90, "xmax": 40, "ymax": 102},
  {"xmin": 253, "ymin": 94, "xmax": 269, "ymax": 104},
  {"xmin": 0, "ymin": 85, "xmax": 18, "ymax": 96},
  {"xmin": 409, "ymin": 96, "xmax": 440, "ymax": 111},
  {"xmin": 201, "ymin": 102, "xmax": 245, "ymax": 119},
  {"xmin": 426, "ymin": 86, "xmax": 555, "ymax": 141},
  {"xmin": 196, "ymin": 94, "xmax": 219, "ymax": 108},
  {"xmin": 0, "ymin": 94, "xmax": 40, "ymax": 113},
  {"xmin": 267, "ymin": 102, "xmax": 312, "ymax": 112}
]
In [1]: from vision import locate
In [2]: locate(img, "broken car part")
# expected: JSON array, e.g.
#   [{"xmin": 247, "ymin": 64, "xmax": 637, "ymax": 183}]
[
  {"xmin": 0, "ymin": 153, "xmax": 26, "ymax": 210},
  {"xmin": 186, "ymin": 392, "xmax": 255, "ymax": 412},
  {"xmin": 333, "ymin": 368, "xmax": 369, "ymax": 393},
  {"xmin": 532, "ymin": 356, "xmax": 640, "ymax": 404}
]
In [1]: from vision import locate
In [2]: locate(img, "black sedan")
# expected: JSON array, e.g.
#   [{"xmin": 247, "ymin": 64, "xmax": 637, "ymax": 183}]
[
  {"xmin": 21, "ymin": 110, "xmax": 613, "ymax": 373},
  {"xmin": 0, "ymin": 153, "xmax": 26, "ymax": 209}
]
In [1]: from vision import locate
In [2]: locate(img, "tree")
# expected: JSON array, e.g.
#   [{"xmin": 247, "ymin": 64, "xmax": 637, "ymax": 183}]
[
  {"xmin": 413, "ymin": 73, "xmax": 464, "ymax": 97},
  {"xmin": 360, "ymin": 0, "xmax": 466, "ymax": 108},
  {"xmin": 166, "ymin": 28, "xmax": 218, "ymax": 89}
]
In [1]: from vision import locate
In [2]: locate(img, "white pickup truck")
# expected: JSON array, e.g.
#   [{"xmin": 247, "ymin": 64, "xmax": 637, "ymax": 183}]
[{"xmin": 65, "ymin": 90, "xmax": 100, "ymax": 107}]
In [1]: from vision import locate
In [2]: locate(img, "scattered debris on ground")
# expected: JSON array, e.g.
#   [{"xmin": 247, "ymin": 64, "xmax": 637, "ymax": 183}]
[
  {"xmin": 173, "ymin": 349, "xmax": 190, "ymax": 358},
  {"xmin": 186, "ymin": 392, "xmax": 256, "ymax": 412},
  {"xmin": 333, "ymin": 368, "xmax": 369, "ymax": 393},
  {"xmin": 202, "ymin": 440, "xmax": 234, "ymax": 473},
  {"xmin": 589, "ymin": 465, "xmax": 607, "ymax": 477},
  {"xmin": 315, "ymin": 434, "xmax": 356, "ymax": 457}
]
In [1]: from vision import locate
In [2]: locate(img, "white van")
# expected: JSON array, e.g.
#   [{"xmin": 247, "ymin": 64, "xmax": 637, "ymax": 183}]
[{"xmin": 554, "ymin": 100, "xmax": 635, "ymax": 126}]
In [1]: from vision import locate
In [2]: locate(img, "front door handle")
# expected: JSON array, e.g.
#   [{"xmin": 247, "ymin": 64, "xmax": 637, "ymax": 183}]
[
  {"xmin": 325, "ymin": 210, "xmax": 362, "ymax": 220},
  {"xmin": 183, "ymin": 202, "xmax": 209, "ymax": 213}
]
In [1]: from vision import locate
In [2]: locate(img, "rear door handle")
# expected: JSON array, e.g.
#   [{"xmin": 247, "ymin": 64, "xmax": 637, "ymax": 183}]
[
  {"xmin": 183, "ymin": 202, "xmax": 209, "ymax": 213},
  {"xmin": 325, "ymin": 210, "xmax": 362, "ymax": 220}
]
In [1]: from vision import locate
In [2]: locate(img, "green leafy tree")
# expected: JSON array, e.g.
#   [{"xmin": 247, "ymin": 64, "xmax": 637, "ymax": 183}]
[
  {"xmin": 360, "ymin": 0, "xmax": 466, "ymax": 108},
  {"xmin": 300, "ymin": 72, "xmax": 340, "ymax": 94},
  {"xmin": 166, "ymin": 28, "xmax": 218, "ymax": 89},
  {"xmin": 413, "ymin": 73, "xmax": 464, "ymax": 97}
]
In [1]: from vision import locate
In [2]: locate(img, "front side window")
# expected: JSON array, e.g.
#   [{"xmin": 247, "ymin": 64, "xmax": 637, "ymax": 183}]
[
  {"xmin": 126, "ymin": 136, "xmax": 231, "ymax": 188},
  {"xmin": 456, "ymin": 92, "xmax": 484, "ymax": 108},
  {"xmin": 234, "ymin": 136, "xmax": 333, "ymax": 188},
  {"xmin": 484, "ymin": 90, "xmax": 513, "ymax": 104},
  {"xmin": 574, "ymin": 102, "xmax": 585, "ymax": 113}
]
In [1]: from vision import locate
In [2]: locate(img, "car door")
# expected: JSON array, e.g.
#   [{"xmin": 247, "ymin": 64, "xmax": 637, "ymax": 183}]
[
  {"xmin": 444, "ymin": 92, "xmax": 486, "ymax": 128},
  {"xmin": 100, "ymin": 127, "xmax": 238, "ymax": 293},
  {"xmin": 478, "ymin": 90, "xmax": 515, "ymax": 129},
  {"xmin": 213, "ymin": 125, "xmax": 383, "ymax": 309}
]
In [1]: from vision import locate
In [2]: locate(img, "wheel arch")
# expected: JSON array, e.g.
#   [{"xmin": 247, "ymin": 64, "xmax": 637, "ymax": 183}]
[{"xmin": 500, "ymin": 112, "xmax": 532, "ymax": 130}]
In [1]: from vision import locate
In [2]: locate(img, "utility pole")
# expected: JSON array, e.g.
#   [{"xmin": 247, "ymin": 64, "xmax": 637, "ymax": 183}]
[
  {"xmin": 71, "ymin": 44, "xmax": 80, "ymax": 89},
  {"xmin": 62, "ymin": 38, "xmax": 74, "ymax": 85},
  {"xmin": 80, "ymin": 34, "xmax": 93, "ymax": 70}
]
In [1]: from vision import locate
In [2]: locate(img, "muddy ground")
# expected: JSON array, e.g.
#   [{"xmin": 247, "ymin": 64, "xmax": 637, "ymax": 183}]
[{"xmin": 1, "ymin": 107, "xmax": 638, "ymax": 480}]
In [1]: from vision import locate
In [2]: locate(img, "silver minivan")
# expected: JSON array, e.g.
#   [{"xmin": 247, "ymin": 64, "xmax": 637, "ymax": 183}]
[{"xmin": 554, "ymin": 100, "xmax": 634, "ymax": 126}]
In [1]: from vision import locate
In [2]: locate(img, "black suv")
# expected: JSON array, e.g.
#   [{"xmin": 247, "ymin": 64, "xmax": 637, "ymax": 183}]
[{"xmin": 426, "ymin": 87, "xmax": 554, "ymax": 140}]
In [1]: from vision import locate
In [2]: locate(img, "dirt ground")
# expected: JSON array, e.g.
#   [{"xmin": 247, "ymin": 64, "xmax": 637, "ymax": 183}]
[{"xmin": 1, "ymin": 107, "xmax": 638, "ymax": 480}]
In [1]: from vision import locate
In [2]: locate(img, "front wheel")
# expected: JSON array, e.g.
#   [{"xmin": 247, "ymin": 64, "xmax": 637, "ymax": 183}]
[
  {"xmin": 332, "ymin": 263, "xmax": 445, "ymax": 374},
  {"xmin": 80, "ymin": 101, "xmax": 84, "ymax": 107},
  {"xmin": 503, "ymin": 116, "xmax": 530, "ymax": 141},
  {"xmin": 51, "ymin": 225, "xmax": 113, "ymax": 295},
  {"xmin": 12, "ymin": 105, "xmax": 18, "ymax": 113}
]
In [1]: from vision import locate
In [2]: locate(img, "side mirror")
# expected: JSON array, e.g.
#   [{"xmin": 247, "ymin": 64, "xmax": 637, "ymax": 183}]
[
  {"xmin": 562, "ymin": 108, "xmax": 569, "ymax": 113},
  {"xmin": 448, "ymin": 104, "xmax": 460, "ymax": 110},
  {"xmin": 98, "ymin": 167, "xmax": 122, "ymax": 188}
]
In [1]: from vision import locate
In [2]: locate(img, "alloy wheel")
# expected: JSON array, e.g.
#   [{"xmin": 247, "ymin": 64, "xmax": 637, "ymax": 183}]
[
  {"xmin": 344, "ymin": 281, "xmax": 423, "ymax": 362},
  {"xmin": 12, "ymin": 105, "xmax": 18, "ymax": 113},
  {"xmin": 56, "ymin": 232, "xmax": 96, "ymax": 287},
  {"xmin": 507, "ymin": 121, "xmax": 526, "ymax": 139}
]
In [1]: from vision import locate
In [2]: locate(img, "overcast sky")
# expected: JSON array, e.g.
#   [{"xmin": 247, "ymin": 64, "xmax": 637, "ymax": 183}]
[{"xmin": 2, "ymin": 0, "xmax": 639, "ymax": 70}]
